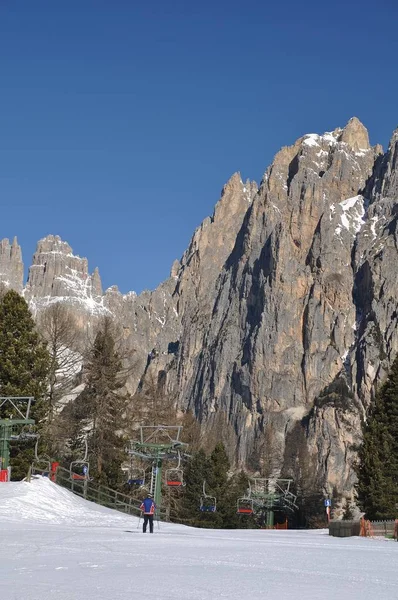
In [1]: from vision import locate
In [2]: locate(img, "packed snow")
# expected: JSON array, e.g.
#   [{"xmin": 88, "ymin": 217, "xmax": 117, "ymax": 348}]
[{"xmin": 0, "ymin": 478, "xmax": 397, "ymax": 600}]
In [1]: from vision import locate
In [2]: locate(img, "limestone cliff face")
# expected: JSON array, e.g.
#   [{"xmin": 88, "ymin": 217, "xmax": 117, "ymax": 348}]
[
  {"xmin": 2, "ymin": 117, "xmax": 398, "ymax": 502},
  {"xmin": 0, "ymin": 237, "xmax": 24, "ymax": 293},
  {"xmin": 166, "ymin": 118, "xmax": 385, "ymax": 497}
]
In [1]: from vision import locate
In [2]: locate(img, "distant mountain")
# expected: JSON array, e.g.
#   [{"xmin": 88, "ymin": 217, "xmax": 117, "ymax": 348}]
[{"xmin": 2, "ymin": 117, "xmax": 398, "ymax": 505}]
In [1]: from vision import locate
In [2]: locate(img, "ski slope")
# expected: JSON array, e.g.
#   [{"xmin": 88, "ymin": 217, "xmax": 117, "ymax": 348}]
[{"xmin": 0, "ymin": 478, "xmax": 397, "ymax": 600}]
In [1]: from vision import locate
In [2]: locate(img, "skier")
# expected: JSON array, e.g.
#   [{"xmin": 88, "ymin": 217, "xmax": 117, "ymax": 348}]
[{"xmin": 140, "ymin": 493, "xmax": 156, "ymax": 533}]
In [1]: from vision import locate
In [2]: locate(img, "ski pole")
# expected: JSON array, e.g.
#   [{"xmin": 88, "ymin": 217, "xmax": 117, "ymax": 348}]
[{"xmin": 137, "ymin": 513, "xmax": 141, "ymax": 529}]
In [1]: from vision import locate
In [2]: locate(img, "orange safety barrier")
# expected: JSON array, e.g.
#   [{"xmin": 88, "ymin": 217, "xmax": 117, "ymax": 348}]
[
  {"xmin": 360, "ymin": 518, "xmax": 374, "ymax": 537},
  {"xmin": 274, "ymin": 519, "xmax": 288, "ymax": 530}
]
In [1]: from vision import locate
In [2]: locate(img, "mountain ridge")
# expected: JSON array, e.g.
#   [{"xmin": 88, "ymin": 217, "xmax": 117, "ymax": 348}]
[{"xmin": 2, "ymin": 117, "xmax": 398, "ymax": 507}]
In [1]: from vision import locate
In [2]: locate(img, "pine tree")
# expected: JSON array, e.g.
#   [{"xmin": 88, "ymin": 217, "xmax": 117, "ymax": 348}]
[
  {"xmin": 356, "ymin": 356, "xmax": 398, "ymax": 519},
  {"xmin": 179, "ymin": 449, "xmax": 209, "ymax": 525},
  {"xmin": 73, "ymin": 318, "xmax": 129, "ymax": 488},
  {"xmin": 0, "ymin": 290, "xmax": 50, "ymax": 401},
  {"xmin": 0, "ymin": 290, "xmax": 50, "ymax": 478}
]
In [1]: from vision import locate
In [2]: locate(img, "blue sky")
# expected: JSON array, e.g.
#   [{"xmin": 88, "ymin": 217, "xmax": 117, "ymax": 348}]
[{"xmin": 1, "ymin": 1, "xmax": 397, "ymax": 294}]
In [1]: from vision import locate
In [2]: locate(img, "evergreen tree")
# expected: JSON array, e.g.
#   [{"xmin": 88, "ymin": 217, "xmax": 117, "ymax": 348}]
[
  {"xmin": 0, "ymin": 290, "xmax": 50, "ymax": 478},
  {"xmin": 206, "ymin": 442, "xmax": 231, "ymax": 528},
  {"xmin": 179, "ymin": 449, "xmax": 209, "ymax": 525},
  {"xmin": 356, "ymin": 355, "xmax": 398, "ymax": 519},
  {"xmin": 177, "ymin": 443, "xmax": 252, "ymax": 529},
  {"xmin": 0, "ymin": 290, "xmax": 50, "ymax": 401},
  {"xmin": 73, "ymin": 318, "xmax": 129, "ymax": 489}
]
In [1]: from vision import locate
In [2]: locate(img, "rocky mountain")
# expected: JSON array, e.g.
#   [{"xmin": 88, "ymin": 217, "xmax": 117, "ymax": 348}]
[{"xmin": 2, "ymin": 117, "xmax": 398, "ymax": 506}]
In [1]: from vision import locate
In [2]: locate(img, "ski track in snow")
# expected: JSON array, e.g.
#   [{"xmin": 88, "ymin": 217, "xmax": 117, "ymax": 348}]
[{"xmin": 0, "ymin": 478, "xmax": 397, "ymax": 600}]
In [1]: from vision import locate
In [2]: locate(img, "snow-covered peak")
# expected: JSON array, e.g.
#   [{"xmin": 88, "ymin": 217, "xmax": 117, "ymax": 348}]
[
  {"xmin": 36, "ymin": 234, "xmax": 74, "ymax": 257},
  {"xmin": 303, "ymin": 129, "xmax": 341, "ymax": 148}
]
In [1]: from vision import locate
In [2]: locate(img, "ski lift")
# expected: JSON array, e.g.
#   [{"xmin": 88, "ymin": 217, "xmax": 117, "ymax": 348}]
[
  {"xmin": 31, "ymin": 436, "xmax": 51, "ymax": 475},
  {"xmin": 237, "ymin": 497, "xmax": 254, "ymax": 515},
  {"xmin": 199, "ymin": 480, "xmax": 216, "ymax": 512},
  {"xmin": 70, "ymin": 437, "xmax": 90, "ymax": 481},
  {"xmin": 127, "ymin": 461, "xmax": 146, "ymax": 486},
  {"xmin": 165, "ymin": 452, "xmax": 184, "ymax": 487}
]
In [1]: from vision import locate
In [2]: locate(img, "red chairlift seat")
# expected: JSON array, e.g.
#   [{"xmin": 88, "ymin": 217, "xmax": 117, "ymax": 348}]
[
  {"xmin": 166, "ymin": 479, "xmax": 184, "ymax": 486},
  {"xmin": 165, "ymin": 467, "xmax": 184, "ymax": 487},
  {"xmin": 237, "ymin": 507, "xmax": 253, "ymax": 514},
  {"xmin": 237, "ymin": 497, "xmax": 254, "ymax": 515}
]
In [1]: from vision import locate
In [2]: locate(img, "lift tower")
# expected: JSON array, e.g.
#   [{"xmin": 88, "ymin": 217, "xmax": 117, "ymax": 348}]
[
  {"xmin": 127, "ymin": 425, "xmax": 189, "ymax": 512},
  {"xmin": 237, "ymin": 478, "xmax": 298, "ymax": 527},
  {"xmin": 0, "ymin": 397, "xmax": 35, "ymax": 478}
]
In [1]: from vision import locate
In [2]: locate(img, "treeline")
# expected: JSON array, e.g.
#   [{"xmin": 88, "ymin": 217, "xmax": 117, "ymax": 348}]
[{"xmin": 355, "ymin": 354, "xmax": 398, "ymax": 519}]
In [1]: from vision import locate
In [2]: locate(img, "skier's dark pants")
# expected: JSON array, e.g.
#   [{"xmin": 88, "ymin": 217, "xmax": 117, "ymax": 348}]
[{"xmin": 143, "ymin": 514, "xmax": 154, "ymax": 533}]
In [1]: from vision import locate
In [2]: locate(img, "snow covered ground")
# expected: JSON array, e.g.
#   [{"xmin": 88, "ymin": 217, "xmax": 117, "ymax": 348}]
[{"xmin": 0, "ymin": 478, "xmax": 397, "ymax": 600}]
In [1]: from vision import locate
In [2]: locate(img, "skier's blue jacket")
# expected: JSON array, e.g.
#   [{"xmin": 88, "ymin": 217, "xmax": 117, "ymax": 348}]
[{"xmin": 140, "ymin": 498, "xmax": 156, "ymax": 515}]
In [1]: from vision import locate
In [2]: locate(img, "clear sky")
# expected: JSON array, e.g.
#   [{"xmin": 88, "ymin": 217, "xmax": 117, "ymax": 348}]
[{"xmin": 1, "ymin": 1, "xmax": 397, "ymax": 294}]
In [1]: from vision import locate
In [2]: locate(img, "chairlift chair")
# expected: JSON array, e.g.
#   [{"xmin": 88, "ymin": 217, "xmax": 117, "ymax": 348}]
[
  {"xmin": 237, "ymin": 497, "xmax": 254, "ymax": 515},
  {"xmin": 70, "ymin": 460, "xmax": 90, "ymax": 481},
  {"xmin": 165, "ymin": 452, "xmax": 184, "ymax": 487},
  {"xmin": 31, "ymin": 436, "xmax": 51, "ymax": 475},
  {"xmin": 199, "ymin": 481, "xmax": 216, "ymax": 512},
  {"xmin": 69, "ymin": 436, "xmax": 90, "ymax": 481},
  {"xmin": 128, "ymin": 466, "xmax": 146, "ymax": 486}
]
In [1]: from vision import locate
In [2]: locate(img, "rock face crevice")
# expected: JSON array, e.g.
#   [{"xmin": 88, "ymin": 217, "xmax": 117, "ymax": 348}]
[{"xmin": 2, "ymin": 118, "xmax": 398, "ymax": 500}]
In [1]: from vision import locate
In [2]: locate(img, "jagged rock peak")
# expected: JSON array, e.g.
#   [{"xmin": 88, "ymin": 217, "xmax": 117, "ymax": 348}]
[
  {"xmin": 170, "ymin": 259, "xmax": 181, "ymax": 279},
  {"xmin": 0, "ymin": 236, "xmax": 22, "ymax": 258},
  {"xmin": 0, "ymin": 237, "xmax": 24, "ymax": 292},
  {"xmin": 338, "ymin": 117, "xmax": 370, "ymax": 152},
  {"xmin": 221, "ymin": 172, "xmax": 258, "ymax": 199},
  {"xmin": 24, "ymin": 235, "xmax": 107, "ymax": 318},
  {"xmin": 35, "ymin": 234, "xmax": 75, "ymax": 256},
  {"xmin": 299, "ymin": 117, "xmax": 370, "ymax": 153}
]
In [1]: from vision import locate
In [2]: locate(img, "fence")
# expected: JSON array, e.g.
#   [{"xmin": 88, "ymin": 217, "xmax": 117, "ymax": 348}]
[
  {"xmin": 329, "ymin": 518, "xmax": 398, "ymax": 539},
  {"xmin": 30, "ymin": 465, "xmax": 168, "ymax": 521},
  {"xmin": 359, "ymin": 518, "xmax": 397, "ymax": 539},
  {"xmin": 328, "ymin": 520, "xmax": 361, "ymax": 537}
]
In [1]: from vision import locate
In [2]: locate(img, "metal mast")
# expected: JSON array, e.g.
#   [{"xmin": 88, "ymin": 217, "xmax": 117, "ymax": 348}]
[
  {"xmin": 0, "ymin": 397, "xmax": 35, "ymax": 476},
  {"xmin": 126, "ymin": 425, "xmax": 189, "ymax": 512}
]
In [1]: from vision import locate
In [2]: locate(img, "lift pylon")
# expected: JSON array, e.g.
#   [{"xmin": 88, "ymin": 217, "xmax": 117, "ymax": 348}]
[
  {"xmin": 0, "ymin": 397, "xmax": 36, "ymax": 479},
  {"xmin": 126, "ymin": 425, "xmax": 189, "ymax": 513},
  {"xmin": 237, "ymin": 478, "xmax": 298, "ymax": 527}
]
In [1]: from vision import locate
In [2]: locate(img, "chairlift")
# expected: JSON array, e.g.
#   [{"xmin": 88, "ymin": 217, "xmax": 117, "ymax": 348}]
[
  {"xmin": 199, "ymin": 480, "xmax": 216, "ymax": 512},
  {"xmin": 31, "ymin": 436, "xmax": 51, "ymax": 475},
  {"xmin": 237, "ymin": 497, "xmax": 254, "ymax": 515},
  {"xmin": 165, "ymin": 452, "xmax": 184, "ymax": 487},
  {"xmin": 70, "ymin": 437, "xmax": 90, "ymax": 481},
  {"xmin": 127, "ymin": 462, "xmax": 146, "ymax": 486}
]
